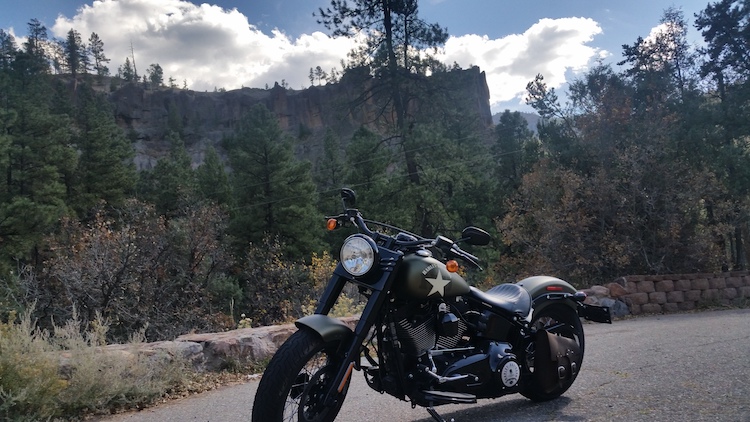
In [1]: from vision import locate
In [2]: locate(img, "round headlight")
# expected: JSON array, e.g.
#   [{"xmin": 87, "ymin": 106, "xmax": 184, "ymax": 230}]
[{"xmin": 340, "ymin": 235, "xmax": 378, "ymax": 277}]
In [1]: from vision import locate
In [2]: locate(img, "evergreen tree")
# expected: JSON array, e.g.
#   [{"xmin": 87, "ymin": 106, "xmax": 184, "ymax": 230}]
[
  {"xmin": 493, "ymin": 110, "xmax": 540, "ymax": 199},
  {"xmin": 147, "ymin": 63, "xmax": 163, "ymax": 87},
  {"xmin": 88, "ymin": 32, "xmax": 110, "ymax": 77},
  {"xmin": 0, "ymin": 30, "xmax": 16, "ymax": 71},
  {"xmin": 22, "ymin": 19, "xmax": 49, "ymax": 73},
  {"xmin": 63, "ymin": 28, "xmax": 86, "ymax": 78},
  {"xmin": 196, "ymin": 146, "xmax": 231, "ymax": 206},
  {"xmin": 139, "ymin": 132, "xmax": 196, "ymax": 215},
  {"xmin": 0, "ymin": 89, "xmax": 76, "ymax": 266},
  {"xmin": 225, "ymin": 104, "xmax": 321, "ymax": 257},
  {"xmin": 316, "ymin": 0, "xmax": 449, "ymax": 186},
  {"xmin": 70, "ymin": 85, "xmax": 136, "ymax": 213},
  {"xmin": 118, "ymin": 57, "xmax": 136, "ymax": 82}
]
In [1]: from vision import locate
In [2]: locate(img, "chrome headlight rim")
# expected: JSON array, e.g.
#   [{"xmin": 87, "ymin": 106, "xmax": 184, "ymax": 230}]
[{"xmin": 340, "ymin": 234, "xmax": 379, "ymax": 277}]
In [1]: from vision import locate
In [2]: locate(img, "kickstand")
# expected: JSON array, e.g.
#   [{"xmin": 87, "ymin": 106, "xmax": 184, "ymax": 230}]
[{"xmin": 427, "ymin": 406, "xmax": 455, "ymax": 422}]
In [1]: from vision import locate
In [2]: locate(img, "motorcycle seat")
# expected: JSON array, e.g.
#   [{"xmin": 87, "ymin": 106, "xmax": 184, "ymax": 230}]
[{"xmin": 469, "ymin": 284, "xmax": 531, "ymax": 317}]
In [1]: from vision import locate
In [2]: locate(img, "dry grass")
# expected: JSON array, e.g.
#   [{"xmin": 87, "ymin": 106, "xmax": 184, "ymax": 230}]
[{"xmin": 0, "ymin": 308, "xmax": 191, "ymax": 421}]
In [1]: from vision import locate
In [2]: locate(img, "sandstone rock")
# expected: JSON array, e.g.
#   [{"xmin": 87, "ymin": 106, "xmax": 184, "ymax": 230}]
[
  {"xmin": 641, "ymin": 303, "xmax": 663, "ymax": 314},
  {"xmin": 723, "ymin": 288, "xmax": 738, "ymax": 300},
  {"xmin": 674, "ymin": 280, "xmax": 691, "ymax": 291},
  {"xmin": 637, "ymin": 281, "xmax": 655, "ymax": 293},
  {"xmin": 623, "ymin": 292, "xmax": 649, "ymax": 306},
  {"xmin": 726, "ymin": 277, "xmax": 743, "ymax": 288},
  {"xmin": 691, "ymin": 279, "xmax": 710, "ymax": 290},
  {"xmin": 678, "ymin": 301, "xmax": 696, "ymax": 311},
  {"xmin": 663, "ymin": 303, "xmax": 680, "ymax": 313},
  {"xmin": 648, "ymin": 291, "xmax": 667, "ymax": 304},
  {"xmin": 709, "ymin": 278, "xmax": 727, "ymax": 289},
  {"xmin": 589, "ymin": 285, "xmax": 610, "ymax": 297},
  {"xmin": 666, "ymin": 291, "xmax": 684, "ymax": 303},
  {"xmin": 177, "ymin": 316, "xmax": 359, "ymax": 371},
  {"xmin": 685, "ymin": 290, "xmax": 702, "ymax": 301},
  {"xmin": 605, "ymin": 282, "xmax": 629, "ymax": 298},
  {"xmin": 654, "ymin": 280, "xmax": 674, "ymax": 292}
]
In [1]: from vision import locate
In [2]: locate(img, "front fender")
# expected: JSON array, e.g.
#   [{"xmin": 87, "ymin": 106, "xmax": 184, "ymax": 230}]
[
  {"xmin": 295, "ymin": 314, "xmax": 354, "ymax": 343},
  {"xmin": 516, "ymin": 275, "xmax": 578, "ymax": 313}
]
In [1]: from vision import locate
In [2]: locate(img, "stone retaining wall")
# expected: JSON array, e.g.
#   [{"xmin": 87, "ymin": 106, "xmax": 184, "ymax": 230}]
[{"xmin": 585, "ymin": 271, "xmax": 750, "ymax": 316}]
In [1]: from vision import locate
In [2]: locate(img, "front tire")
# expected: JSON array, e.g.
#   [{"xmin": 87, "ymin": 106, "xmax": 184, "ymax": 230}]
[
  {"xmin": 520, "ymin": 304, "xmax": 585, "ymax": 402},
  {"xmin": 252, "ymin": 329, "xmax": 350, "ymax": 422}
]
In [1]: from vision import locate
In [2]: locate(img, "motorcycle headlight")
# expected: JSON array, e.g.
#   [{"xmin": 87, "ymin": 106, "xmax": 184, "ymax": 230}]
[{"xmin": 340, "ymin": 235, "xmax": 378, "ymax": 277}]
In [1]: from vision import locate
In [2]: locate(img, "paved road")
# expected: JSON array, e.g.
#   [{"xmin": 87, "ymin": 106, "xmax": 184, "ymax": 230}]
[{"xmin": 96, "ymin": 308, "xmax": 750, "ymax": 422}]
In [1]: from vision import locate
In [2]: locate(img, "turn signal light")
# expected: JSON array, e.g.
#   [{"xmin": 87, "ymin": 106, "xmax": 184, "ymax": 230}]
[
  {"xmin": 326, "ymin": 219, "xmax": 339, "ymax": 231},
  {"xmin": 446, "ymin": 260, "xmax": 459, "ymax": 273}
]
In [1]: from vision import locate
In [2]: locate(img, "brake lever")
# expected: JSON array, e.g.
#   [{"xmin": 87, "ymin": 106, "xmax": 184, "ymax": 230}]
[{"xmin": 450, "ymin": 245, "xmax": 483, "ymax": 271}]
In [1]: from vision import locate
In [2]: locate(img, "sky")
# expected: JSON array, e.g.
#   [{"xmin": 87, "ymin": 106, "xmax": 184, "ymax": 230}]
[{"xmin": 1, "ymin": 0, "xmax": 714, "ymax": 113}]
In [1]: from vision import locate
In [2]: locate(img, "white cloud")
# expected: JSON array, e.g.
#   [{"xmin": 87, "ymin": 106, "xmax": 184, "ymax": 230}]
[
  {"xmin": 51, "ymin": 0, "xmax": 357, "ymax": 91},
  {"xmin": 438, "ymin": 17, "xmax": 606, "ymax": 111},
  {"xmin": 50, "ymin": 2, "xmax": 604, "ymax": 111}
]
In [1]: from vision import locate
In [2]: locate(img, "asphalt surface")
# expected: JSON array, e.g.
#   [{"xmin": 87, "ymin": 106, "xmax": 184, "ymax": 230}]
[{"xmin": 96, "ymin": 308, "xmax": 750, "ymax": 422}]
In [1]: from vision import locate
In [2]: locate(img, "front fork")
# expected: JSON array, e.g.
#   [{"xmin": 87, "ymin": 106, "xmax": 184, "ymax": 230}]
[{"xmin": 312, "ymin": 251, "xmax": 402, "ymax": 407}]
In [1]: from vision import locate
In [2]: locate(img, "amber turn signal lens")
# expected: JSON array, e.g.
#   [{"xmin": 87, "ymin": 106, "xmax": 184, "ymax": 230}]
[
  {"xmin": 326, "ymin": 218, "xmax": 339, "ymax": 231},
  {"xmin": 446, "ymin": 260, "xmax": 459, "ymax": 273}
]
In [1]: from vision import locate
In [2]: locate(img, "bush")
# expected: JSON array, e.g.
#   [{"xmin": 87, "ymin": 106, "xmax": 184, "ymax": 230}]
[{"xmin": 0, "ymin": 308, "xmax": 189, "ymax": 420}]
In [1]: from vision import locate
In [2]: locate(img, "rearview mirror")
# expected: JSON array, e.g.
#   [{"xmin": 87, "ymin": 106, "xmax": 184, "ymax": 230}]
[
  {"xmin": 340, "ymin": 188, "xmax": 356, "ymax": 208},
  {"xmin": 460, "ymin": 226, "xmax": 491, "ymax": 246}
]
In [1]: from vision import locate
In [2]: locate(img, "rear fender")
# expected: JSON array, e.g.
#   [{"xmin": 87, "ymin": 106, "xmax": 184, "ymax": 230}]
[
  {"xmin": 295, "ymin": 314, "xmax": 354, "ymax": 343},
  {"xmin": 516, "ymin": 276, "xmax": 578, "ymax": 314}
]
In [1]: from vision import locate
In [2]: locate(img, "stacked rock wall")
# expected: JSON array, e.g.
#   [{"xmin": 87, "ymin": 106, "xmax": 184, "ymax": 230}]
[{"xmin": 589, "ymin": 272, "xmax": 750, "ymax": 316}]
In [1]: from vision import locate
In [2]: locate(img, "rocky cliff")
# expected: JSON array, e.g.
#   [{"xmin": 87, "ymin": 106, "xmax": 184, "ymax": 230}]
[{"xmin": 107, "ymin": 66, "xmax": 494, "ymax": 170}]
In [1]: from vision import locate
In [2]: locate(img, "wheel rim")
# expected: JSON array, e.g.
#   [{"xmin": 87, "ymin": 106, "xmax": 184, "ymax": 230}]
[{"xmin": 282, "ymin": 349, "xmax": 334, "ymax": 422}]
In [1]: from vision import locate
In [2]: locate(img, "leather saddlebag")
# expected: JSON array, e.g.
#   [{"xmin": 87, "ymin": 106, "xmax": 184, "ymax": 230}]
[{"xmin": 533, "ymin": 329, "xmax": 581, "ymax": 394}]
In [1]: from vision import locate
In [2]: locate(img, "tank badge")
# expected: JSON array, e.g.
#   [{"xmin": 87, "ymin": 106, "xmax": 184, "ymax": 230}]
[{"xmin": 425, "ymin": 269, "xmax": 450, "ymax": 297}]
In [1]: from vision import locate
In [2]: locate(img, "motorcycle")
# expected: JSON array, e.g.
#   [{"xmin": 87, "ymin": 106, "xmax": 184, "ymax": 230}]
[{"xmin": 252, "ymin": 188, "xmax": 611, "ymax": 422}]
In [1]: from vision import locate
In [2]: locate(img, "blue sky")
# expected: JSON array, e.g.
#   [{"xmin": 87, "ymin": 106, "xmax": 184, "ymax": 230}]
[{"xmin": 2, "ymin": 0, "xmax": 713, "ymax": 112}]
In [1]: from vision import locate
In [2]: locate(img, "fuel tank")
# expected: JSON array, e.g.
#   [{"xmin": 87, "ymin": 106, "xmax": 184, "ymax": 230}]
[{"xmin": 396, "ymin": 253, "xmax": 471, "ymax": 300}]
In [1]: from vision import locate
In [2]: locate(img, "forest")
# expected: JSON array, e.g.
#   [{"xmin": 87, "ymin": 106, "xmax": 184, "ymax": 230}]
[{"xmin": 0, "ymin": 0, "xmax": 749, "ymax": 343}]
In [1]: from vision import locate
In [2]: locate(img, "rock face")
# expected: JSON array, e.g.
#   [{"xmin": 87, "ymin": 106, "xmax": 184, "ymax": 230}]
[{"xmin": 108, "ymin": 67, "xmax": 494, "ymax": 170}]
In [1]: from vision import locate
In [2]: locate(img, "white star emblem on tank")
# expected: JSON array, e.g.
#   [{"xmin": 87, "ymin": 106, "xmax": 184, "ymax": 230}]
[{"xmin": 425, "ymin": 270, "xmax": 451, "ymax": 296}]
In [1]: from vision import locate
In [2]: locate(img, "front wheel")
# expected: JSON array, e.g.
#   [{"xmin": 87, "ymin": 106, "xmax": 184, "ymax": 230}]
[
  {"xmin": 520, "ymin": 303, "xmax": 585, "ymax": 402},
  {"xmin": 252, "ymin": 329, "xmax": 350, "ymax": 422}
]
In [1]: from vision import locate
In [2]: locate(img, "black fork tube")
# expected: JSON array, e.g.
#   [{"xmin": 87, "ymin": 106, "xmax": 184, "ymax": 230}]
[
  {"xmin": 314, "ymin": 265, "xmax": 350, "ymax": 315},
  {"xmin": 322, "ymin": 250, "xmax": 402, "ymax": 406}
]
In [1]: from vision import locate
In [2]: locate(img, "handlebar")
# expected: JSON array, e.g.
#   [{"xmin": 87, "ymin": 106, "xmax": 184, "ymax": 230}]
[{"xmin": 327, "ymin": 209, "xmax": 484, "ymax": 270}]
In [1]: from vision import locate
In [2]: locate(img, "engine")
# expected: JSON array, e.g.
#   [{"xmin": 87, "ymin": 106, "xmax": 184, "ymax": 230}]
[
  {"xmin": 391, "ymin": 301, "xmax": 521, "ymax": 398},
  {"xmin": 393, "ymin": 302, "xmax": 467, "ymax": 356}
]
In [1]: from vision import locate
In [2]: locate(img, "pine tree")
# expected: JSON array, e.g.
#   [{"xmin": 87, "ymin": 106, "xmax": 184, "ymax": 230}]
[
  {"xmin": 224, "ymin": 104, "xmax": 321, "ymax": 257},
  {"xmin": 140, "ymin": 132, "xmax": 196, "ymax": 215},
  {"xmin": 88, "ymin": 32, "xmax": 110, "ymax": 77},
  {"xmin": 63, "ymin": 28, "xmax": 86, "ymax": 78},
  {"xmin": 70, "ymin": 86, "xmax": 136, "ymax": 213},
  {"xmin": 147, "ymin": 63, "xmax": 163, "ymax": 87},
  {"xmin": 118, "ymin": 57, "xmax": 136, "ymax": 82},
  {"xmin": 196, "ymin": 146, "xmax": 231, "ymax": 206}
]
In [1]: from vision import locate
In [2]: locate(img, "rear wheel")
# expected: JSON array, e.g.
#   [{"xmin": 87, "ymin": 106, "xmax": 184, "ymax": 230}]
[
  {"xmin": 251, "ymin": 329, "xmax": 350, "ymax": 422},
  {"xmin": 520, "ymin": 304, "xmax": 585, "ymax": 402}
]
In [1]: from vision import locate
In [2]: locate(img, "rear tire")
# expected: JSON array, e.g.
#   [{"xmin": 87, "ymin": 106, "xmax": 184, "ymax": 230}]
[
  {"xmin": 520, "ymin": 304, "xmax": 585, "ymax": 402},
  {"xmin": 251, "ymin": 329, "xmax": 350, "ymax": 422}
]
